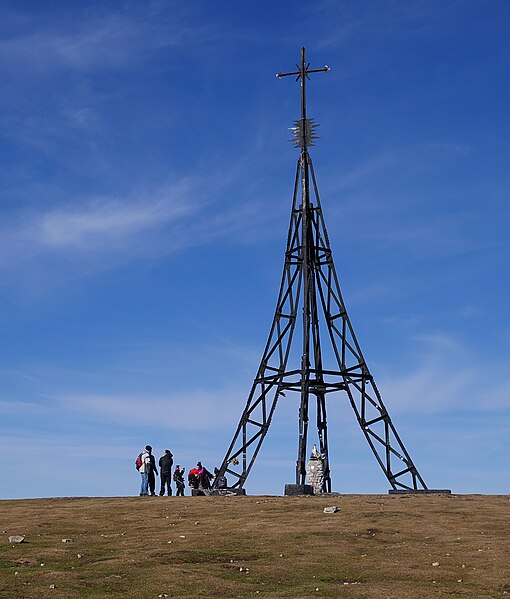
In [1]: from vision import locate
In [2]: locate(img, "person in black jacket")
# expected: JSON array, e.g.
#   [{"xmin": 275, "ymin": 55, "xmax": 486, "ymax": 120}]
[
  {"xmin": 159, "ymin": 450, "xmax": 173, "ymax": 496},
  {"xmin": 173, "ymin": 465, "xmax": 185, "ymax": 496},
  {"xmin": 147, "ymin": 447, "xmax": 159, "ymax": 496}
]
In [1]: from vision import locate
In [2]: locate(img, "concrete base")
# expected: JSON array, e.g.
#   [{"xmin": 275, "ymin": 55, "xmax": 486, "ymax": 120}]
[
  {"xmin": 191, "ymin": 488, "xmax": 246, "ymax": 496},
  {"xmin": 388, "ymin": 489, "xmax": 452, "ymax": 495},
  {"xmin": 284, "ymin": 483, "xmax": 314, "ymax": 496},
  {"xmin": 210, "ymin": 488, "xmax": 246, "ymax": 496}
]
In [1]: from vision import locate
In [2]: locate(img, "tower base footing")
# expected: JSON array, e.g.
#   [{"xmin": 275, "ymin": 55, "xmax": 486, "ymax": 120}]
[
  {"xmin": 284, "ymin": 484, "xmax": 314, "ymax": 496},
  {"xmin": 388, "ymin": 489, "xmax": 452, "ymax": 495},
  {"xmin": 191, "ymin": 488, "xmax": 246, "ymax": 496}
]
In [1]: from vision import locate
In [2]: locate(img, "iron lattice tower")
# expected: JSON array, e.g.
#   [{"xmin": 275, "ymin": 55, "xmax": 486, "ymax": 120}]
[{"xmin": 216, "ymin": 48, "xmax": 428, "ymax": 493}]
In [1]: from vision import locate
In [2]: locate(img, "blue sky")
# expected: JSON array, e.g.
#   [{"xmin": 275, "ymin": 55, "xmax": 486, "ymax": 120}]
[{"xmin": 1, "ymin": 0, "xmax": 509, "ymax": 498}]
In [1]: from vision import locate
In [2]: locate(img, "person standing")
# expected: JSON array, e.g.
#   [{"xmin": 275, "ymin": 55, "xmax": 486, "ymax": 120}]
[
  {"xmin": 147, "ymin": 446, "xmax": 158, "ymax": 496},
  {"xmin": 138, "ymin": 445, "xmax": 152, "ymax": 496},
  {"xmin": 159, "ymin": 450, "xmax": 173, "ymax": 496},
  {"xmin": 173, "ymin": 465, "xmax": 185, "ymax": 496}
]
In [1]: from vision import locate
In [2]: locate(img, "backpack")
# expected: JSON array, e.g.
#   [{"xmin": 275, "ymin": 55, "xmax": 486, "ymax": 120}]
[
  {"xmin": 216, "ymin": 474, "xmax": 227, "ymax": 489},
  {"xmin": 135, "ymin": 453, "xmax": 143, "ymax": 470}
]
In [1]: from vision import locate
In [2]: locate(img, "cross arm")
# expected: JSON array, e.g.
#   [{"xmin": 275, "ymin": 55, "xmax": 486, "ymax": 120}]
[
  {"xmin": 276, "ymin": 70, "xmax": 300, "ymax": 79},
  {"xmin": 307, "ymin": 66, "xmax": 331, "ymax": 74},
  {"xmin": 276, "ymin": 66, "xmax": 330, "ymax": 79},
  {"xmin": 276, "ymin": 63, "xmax": 331, "ymax": 79}
]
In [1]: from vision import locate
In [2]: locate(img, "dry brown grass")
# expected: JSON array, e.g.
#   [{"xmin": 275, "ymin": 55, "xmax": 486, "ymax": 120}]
[{"xmin": 1, "ymin": 494, "xmax": 509, "ymax": 598}]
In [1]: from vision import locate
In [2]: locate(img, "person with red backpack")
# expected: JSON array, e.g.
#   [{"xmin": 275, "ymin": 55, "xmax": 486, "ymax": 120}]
[{"xmin": 135, "ymin": 445, "xmax": 152, "ymax": 496}]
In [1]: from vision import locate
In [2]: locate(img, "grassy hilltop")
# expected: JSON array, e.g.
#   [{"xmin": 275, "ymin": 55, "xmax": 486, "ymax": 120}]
[{"xmin": 1, "ymin": 494, "xmax": 509, "ymax": 598}]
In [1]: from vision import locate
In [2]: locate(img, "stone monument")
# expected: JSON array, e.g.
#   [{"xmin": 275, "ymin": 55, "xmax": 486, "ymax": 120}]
[{"xmin": 306, "ymin": 444, "xmax": 326, "ymax": 494}]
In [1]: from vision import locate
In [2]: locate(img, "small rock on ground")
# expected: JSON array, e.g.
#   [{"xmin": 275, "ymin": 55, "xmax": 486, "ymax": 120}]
[
  {"xmin": 323, "ymin": 506, "xmax": 340, "ymax": 514},
  {"xmin": 8, "ymin": 535, "xmax": 25, "ymax": 544}
]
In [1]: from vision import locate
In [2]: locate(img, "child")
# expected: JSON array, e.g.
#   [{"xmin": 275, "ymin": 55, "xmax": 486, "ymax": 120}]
[{"xmin": 173, "ymin": 465, "xmax": 185, "ymax": 496}]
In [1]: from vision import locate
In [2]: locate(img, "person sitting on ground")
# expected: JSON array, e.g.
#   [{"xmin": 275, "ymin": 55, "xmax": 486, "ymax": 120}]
[
  {"xmin": 173, "ymin": 465, "xmax": 185, "ymax": 496},
  {"xmin": 187, "ymin": 466, "xmax": 200, "ymax": 490},
  {"xmin": 214, "ymin": 467, "xmax": 228, "ymax": 489},
  {"xmin": 196, "ymin": 461, "xmax": 213, "ymax": 490}
]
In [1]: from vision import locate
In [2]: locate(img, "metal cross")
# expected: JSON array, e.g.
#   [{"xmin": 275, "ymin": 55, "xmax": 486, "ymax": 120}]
[{"xmin": 277, "ymin": 47, "xmax": 330, "ymax": 149}]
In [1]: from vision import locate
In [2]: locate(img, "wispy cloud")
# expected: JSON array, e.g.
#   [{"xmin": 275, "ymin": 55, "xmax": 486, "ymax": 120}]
[
  {"xmin": 380, "ymin": 360, "xmax": 473, "ymax": 414},
  {"xmin": 0, "ymin": 399, "xmax": 44, "ymax": 415},
  {"xmin": 328, "ymin": 142, "xmax": 470, "ymax": 194},
  {"xmin": 313, "ymin": 0, "xmax": 455, "ymax": 51},
  {"xmin": 0, "ymin": 176, "xmax": 270, "ymax": 293},
  {"xmin": 320, "ymin": 143, "xmax": 484, "ymax": 263},
  {"xmin": 331, "ymin": 149, "xmax": 402, "ymax": 188},
  {"xmin": 377, "ymin": 332, "xmax": 510, "ymax": 415},
  {"xmin": 0, "ymin": 5, "xmax": 210, "ymax": 74},
  {"xmin": 381, "ymin": 313, "xmax": 423, "ymax": 328},
  {"xmin": 20, "ymin": 328, "xmax": 509, "ymax": 424},
  {"xmin": 0, "ymin": 430, "xmax": 144, "ymax": 498},
  {"xmin": 38, "ymin": 191, "xmax": 192, "ymax": 251},
  {"xmin": 0, "ymin": 179, "xmax": 195, "ymax": 270},
  {"xmin": 57, "ymin": 389, "xmax": 242, "ymax": 431},
  {"xmin": 412, "ymin": 332, "xmax": 461, "ymax": 350}
]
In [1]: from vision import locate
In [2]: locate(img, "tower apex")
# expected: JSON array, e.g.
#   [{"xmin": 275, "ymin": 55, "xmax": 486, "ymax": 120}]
[{"xmin": 276, "ymin": 47, "xmax": 331, "ymax": 151}]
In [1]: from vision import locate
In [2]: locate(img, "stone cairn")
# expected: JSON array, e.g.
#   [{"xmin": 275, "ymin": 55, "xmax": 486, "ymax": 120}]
[{"xmin": 306, "ymin": 444, "xmax": 326, "ymax": 494}]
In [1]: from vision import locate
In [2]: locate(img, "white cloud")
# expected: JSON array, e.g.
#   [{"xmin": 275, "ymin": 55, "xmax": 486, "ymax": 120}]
[
  {"xmin": 377, "ymin": 332, "xmax": 510, "ymax": 415},
  {"xmin": 332, "ymin": 149, "xmax": 402, "ymax": 189},
  {"xmin": 379, "ymin": 361, "xmax": 474, "ymax": 415},
  {"xmin": 57, "ymin": 390, "xmax": 242, "ymax": 431},
  {"xmin": 0, "ymin": 431, "xmax": 142, "ymax": 498},
  {"xmin": 0, "ymin": 176, "xmax": 270, "ymax": 294},
  {"xmin": 412, "ymin": 332, "xmax": 461, "ymax": 350},
  {"xmin": 314, "ymin": 1, "xmax": 456, "ymax": 51},
  {"xmin": 0, "ymin": 6, "xmax": 210, "ymax": 74},
  {"xmin": 0, "ymin": 399, "xmax": 43, "ymax": 414},
  {"xmin": 381, "ymin": 314, "xmax": 423, "ymax": 327},
  {"xmin": 321, "ymin": 144, "xmax": 480, "ymax": 261},
  {"xmin": 0, "ymin": 180, "xmax": 197, "ymax": 276},
  {"xmin": 479, "ymin": 380, "xmax": 510, "ymax": 411},
  {"xmin": 38, "ymin": 193, "xmax": 192, "ymax": 251}
]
